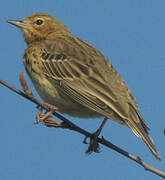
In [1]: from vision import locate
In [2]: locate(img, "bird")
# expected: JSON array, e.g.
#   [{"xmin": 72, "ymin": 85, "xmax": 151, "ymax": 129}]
[{"xmin": 7, "ymin": 12, "xmax": 161, "ymax": 161}]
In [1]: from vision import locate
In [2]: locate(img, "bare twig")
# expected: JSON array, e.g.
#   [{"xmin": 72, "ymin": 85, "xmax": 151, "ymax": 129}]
[{"xmin": 0, "ymin": 76, "xmax": 165, "ymax": 179}]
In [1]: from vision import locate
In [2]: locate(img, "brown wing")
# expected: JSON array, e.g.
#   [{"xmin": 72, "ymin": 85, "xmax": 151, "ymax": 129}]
[{"xmin": 39, "ymin": 36, "xmax": 135, "ymax": 125}]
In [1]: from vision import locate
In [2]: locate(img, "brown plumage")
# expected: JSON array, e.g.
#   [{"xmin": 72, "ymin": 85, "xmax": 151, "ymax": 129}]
[{"xmin": 8, "ymin": 12, "xmax": 161, "ymax": 161}]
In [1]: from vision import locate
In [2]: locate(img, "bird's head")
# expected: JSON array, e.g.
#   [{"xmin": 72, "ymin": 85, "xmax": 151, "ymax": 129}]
[{"xmin": 7, "ymin": 13, "xmax": 70, "ymax": 44}]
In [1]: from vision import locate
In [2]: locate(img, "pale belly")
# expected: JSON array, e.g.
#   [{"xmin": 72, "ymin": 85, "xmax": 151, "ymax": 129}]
[{"xmin": 30, "ymin": 73, "xmax": 102, "ymax": 118}]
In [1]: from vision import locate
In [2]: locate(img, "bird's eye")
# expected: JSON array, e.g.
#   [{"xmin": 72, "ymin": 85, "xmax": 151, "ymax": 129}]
[{"xmin": 36, "ymin": 19, "xmax": 44, "ymax": 25}]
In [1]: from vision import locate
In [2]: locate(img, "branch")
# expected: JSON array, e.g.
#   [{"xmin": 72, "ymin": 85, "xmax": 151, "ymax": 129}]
[{"xmin": 0, "ymin": 75, "xmax": 165, "ymax": 179}]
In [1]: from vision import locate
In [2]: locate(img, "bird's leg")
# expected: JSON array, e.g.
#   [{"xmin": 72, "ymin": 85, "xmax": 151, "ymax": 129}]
[
  {"xmin": 35, "ymin": 103, "xmax": 61, "ymax": 127},
  {"xmin": 19, "ymin": 72, "xmax": 34, "ymax": 98},
  {"xmin": 35, "ymin": 104, "xmax": 75, "ymax": 129},
  {"xmin": 84, "ymin": 117, "xmax": 108, "ymax": 154},
  {"xmin": 19, "ymin": 72, "xmax": 61, "ymax": 127}
]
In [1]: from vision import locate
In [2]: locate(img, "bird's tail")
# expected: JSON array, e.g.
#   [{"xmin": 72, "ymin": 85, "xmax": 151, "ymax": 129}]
[{"xmin": 127, "ymin": 103, "xmax": 161, "ymax": 161}]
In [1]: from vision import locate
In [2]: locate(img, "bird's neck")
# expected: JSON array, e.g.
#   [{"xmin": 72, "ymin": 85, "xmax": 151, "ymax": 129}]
[
  {"xmin": 24, "ymin": 31, "xmax": 70, "ymax": 45},
  {"xmin": 46, "ymin": 30, "xmax": 70, "ymax": 40}
]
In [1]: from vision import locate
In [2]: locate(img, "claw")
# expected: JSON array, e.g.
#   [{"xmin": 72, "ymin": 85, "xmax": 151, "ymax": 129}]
[
  {"xmin": 34, "ymin": 103, "xmax": 60, "ymax": 127},
  {"xmin": 83, "ymin": 136, "xmax": 88, "ymax": 144},
  {"xmin": 85, "ymin": 134, "xmax": 100, "ymax": 154},
  {"xmin": 84, "ymin": 117, "xmax": 108, "ymax": 154}
]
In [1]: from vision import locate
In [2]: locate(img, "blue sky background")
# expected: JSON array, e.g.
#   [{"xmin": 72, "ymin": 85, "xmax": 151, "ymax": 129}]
[{"xmin": 1, "ymin": 0, "xmax": 165, "ymax": 179}]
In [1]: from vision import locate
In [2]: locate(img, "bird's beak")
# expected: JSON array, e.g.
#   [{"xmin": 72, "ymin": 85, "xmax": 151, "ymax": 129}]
[{"xmin": 7, "ymin": 20, "xmax": 27, "ymax": 29}]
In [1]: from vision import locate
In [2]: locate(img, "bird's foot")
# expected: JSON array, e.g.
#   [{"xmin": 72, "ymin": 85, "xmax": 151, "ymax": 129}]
[
  {"xmin": 83, "ymin": 117, "xmax": 108, "ymax": 154},
  {"xmin": 34, "ymin": 103, "xmax": 61, "ymax": 127},
  {"xmin": 84, "ymin": 131, "xmax": 101, "ymax": 154}
]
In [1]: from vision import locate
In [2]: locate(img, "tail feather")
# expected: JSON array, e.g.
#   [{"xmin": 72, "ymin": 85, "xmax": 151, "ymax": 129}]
[{"xmin": 128, "ymin": 103, "xmax": 161, "ymax": 161}]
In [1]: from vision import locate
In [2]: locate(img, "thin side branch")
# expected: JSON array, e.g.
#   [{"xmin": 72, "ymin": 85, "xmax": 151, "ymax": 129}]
[{"xmin": 0, "ymin": 76, "xmax": 165, "ymax": 179}]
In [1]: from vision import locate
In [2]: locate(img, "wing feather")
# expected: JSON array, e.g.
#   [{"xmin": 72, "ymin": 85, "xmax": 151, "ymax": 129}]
[{"xmin": 39, "ymin": 36, "xmax": 141, "ymax": 123}]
